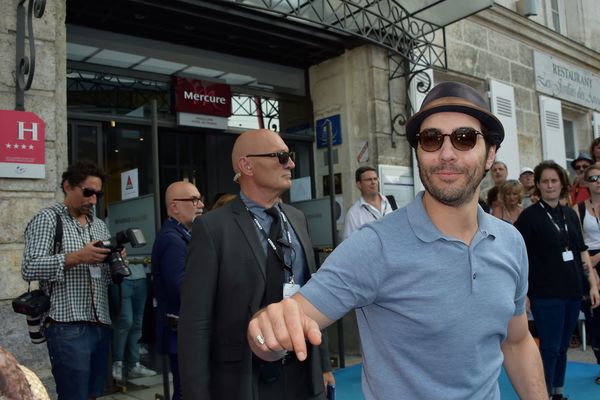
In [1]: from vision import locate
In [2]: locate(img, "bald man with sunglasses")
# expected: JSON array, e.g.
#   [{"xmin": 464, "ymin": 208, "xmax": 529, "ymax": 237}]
[
  {"xmin": 247, "ymin": 82, "xmax": 547, "ymax": 400},
  {"xmin": 179, "ymin": 129, "xmax": 333, "ymax": 400}
]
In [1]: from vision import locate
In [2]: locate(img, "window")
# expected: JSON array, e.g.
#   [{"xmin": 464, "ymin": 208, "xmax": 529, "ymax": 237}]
[
  {"xmin": 550, "ymin": 0, "xmax": 564, "ymax": 33},
  {"xmin": 563, "ymin": 119, "xmax": 576, "ymax": 161}
]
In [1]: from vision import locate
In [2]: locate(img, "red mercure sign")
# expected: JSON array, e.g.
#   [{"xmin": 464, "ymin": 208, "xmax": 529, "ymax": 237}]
[
  {"xmin": 174, "ymin": 77, "xmax": 232, "ymax": 117},
  {"xmin": 0, "ymin": 110, "xmax": 45, "ymax": 179}
]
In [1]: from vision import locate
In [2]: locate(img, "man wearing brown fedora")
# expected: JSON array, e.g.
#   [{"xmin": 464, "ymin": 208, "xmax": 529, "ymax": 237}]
[{"xmin": 246, "ymin": 81, "xmax": 546, "ymax": 399}]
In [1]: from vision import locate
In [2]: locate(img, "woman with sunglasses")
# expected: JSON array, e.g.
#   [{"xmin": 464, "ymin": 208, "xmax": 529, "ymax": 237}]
[
  {"xmin": 514, "ymin": 160, "xmax": 600, "ymax": 399},
  {"xmin": 573, "ymin": 163, "xmax": 600, "ymax": 383},
  {"xmin": 492, "ymin": 180, "xmax": 523, "ymax": 224}
]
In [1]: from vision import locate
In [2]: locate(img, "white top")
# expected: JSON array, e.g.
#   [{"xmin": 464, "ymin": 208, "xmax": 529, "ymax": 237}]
[
  {"xmin": 582, "ymin": 206, "xmax": 600, "ymax": 250},
  {"xmin": 343, "ymin": 194, "xmax": 393, "ymax": 239}
]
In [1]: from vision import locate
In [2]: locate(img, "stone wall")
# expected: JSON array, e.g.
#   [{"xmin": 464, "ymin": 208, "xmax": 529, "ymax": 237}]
[
  {"xmin": 0, "ymin": 1, "xmax": 67, "ymax": 396},
  {"xmin": 446, "ymin": 6, "xmax": 600, "ymax": 173},
  {"xmin": 308, "ymin": 45, "xmax": 412, "ymax": 224}
]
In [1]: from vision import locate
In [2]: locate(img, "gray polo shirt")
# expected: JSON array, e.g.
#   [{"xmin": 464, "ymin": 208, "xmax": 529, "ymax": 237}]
[{"xmin": 301, "ymin": 192, "xmax": 528, "ymax": 400}]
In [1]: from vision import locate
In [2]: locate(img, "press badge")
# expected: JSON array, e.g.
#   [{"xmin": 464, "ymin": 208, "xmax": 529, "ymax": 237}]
[
  {"xmin": 283, "ymin": 283, "xmax": 301, "ymax": 299},
  {"xmin": 89, "ymin": 265, "xmax": 102, "ymax": 279},
  {"xmin": 562, "ymin": 250, "xmax": 574, "ymax": 262}
]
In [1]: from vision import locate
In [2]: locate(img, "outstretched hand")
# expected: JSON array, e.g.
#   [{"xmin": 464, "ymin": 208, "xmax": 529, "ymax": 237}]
[{"xmin": 248, "ymin": 297, "xmax": 322, "ymax": 362}]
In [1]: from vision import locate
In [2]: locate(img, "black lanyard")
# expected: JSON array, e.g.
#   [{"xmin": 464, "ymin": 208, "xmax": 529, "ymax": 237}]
[
  {"xmin": 538, "ymin": 201, "xmax": 570, "ymax": 250},
  {"xmin": 246, "ymin": 207, "xmax": 294, "ymax": 282},
  {"xmin": 362, "ymin": 200, "xmax": 388, "ymax": 221}
]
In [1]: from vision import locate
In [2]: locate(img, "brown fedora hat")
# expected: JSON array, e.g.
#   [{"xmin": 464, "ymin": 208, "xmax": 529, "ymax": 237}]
[{"xmin": 405, "ymin": 81, "xmax": 504, "ymax": 149}]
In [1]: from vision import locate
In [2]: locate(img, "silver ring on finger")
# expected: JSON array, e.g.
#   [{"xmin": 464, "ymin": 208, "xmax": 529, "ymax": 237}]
[{"xmin": 256, "ymin": 334, "xmax": 265, "ymax": 346}]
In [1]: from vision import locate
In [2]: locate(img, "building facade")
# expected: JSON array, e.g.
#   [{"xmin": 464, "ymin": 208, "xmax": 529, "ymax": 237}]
[{"xmin": 1, "ymin": 0, "xmax": 599, "ymax": 396}]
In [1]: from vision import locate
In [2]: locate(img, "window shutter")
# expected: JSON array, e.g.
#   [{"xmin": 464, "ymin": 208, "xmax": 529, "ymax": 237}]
[
  {"xmin": 409, "ymin": 69, "xmax": 434, "ymax": 196},
  {"xmin": 539, "ymin": 95, "xmax": 566, "ymax": 168},
  {"xmin": 489, "ymin": 80, "xmax": 519, "ymax": 179},
  {"xmin": 593, "ymin": 112, "xmax": 600, "ymax": 139}
]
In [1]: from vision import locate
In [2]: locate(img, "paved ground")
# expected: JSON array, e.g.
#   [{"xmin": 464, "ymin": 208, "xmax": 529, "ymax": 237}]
[{"xmin": 97, "ymin": 348, "xmax": 597, "ymax": 400}]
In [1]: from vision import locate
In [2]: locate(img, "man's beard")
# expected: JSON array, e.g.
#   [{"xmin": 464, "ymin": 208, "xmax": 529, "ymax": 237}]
[{"xmin": 417, "ymin": 155, "xmax": 487, "ymax": 207}]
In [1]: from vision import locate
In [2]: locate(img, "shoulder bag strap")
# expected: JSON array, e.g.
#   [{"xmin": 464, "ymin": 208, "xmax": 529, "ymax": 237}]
[{"xmin": 578, "ymin": 202, "xmax": 586, "ymax": 228}]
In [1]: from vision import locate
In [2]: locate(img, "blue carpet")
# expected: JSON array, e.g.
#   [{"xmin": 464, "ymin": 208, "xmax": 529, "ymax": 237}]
[{"xmin": 333, "ymin": 362, "xmax": 600, "ymax": 399}]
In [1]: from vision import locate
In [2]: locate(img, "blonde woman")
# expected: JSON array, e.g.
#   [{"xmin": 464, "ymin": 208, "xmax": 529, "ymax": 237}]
[
  {"xmin": 492, "ymin": 180, "xmax": 523, "ymax": 224},
  {"xmin": 573, "ymin": 163, "xmax": 600, "ymax": 383}
]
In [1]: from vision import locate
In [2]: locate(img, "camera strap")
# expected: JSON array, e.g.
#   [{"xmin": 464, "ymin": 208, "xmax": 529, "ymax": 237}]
[
  {"xmin": 46, "ymin": 211, "xmax": 63, "ymax": 299},
  {"xmin": 34, "ymin": 211, "xmax": 63, "ymax": 298}
]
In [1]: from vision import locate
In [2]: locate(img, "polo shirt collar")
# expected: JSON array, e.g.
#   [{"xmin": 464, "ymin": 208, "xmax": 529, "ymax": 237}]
[
  {"xmin": 359, "ymin": 194, "xmax": 390, "ymax": 209},
  {"xmin": 407, "ymin": 192, "xmax": 497, "ymax": 243}
]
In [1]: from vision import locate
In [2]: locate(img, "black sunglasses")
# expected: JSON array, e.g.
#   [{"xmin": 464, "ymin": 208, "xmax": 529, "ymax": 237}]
[
  {"xmin": 173, "ymin": 197, "xmax": 203, "ymax": 206},
  {"xmin": 586, "ymin": 175, "xmax": 600, "ymax": 183},
  {"xmin": 246, "ymin": 151, "xmax": 295, "ymax": 165},
  {"xmin": 416, "ymin": 127, "xmax": 483, "ymax": 152},
  {"xmin": 80, "ymin": 186, "xmax": 103, "ymax": 198},
  {"xmin": 575, "ymin": 164, "xmax": 590, "ymax": 171}
]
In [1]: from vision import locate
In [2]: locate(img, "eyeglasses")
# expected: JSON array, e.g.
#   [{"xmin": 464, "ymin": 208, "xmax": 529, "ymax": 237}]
[
  {"xmin": 246, "ymin": 151, "xmax": 295, "ymax": 165},
  {"xmin": 80, "ymin": 186, "xmax": 103, "ymax": 198},
  {"xmin": 416, "ymin": 127, "xmax": 483, "ymax": 152},
  {"xmin": 173, "ymin": 197, "xmax": 203, "ymax": 206},
  {"xmin": 575, "ymin": 164, "xmax": 590, "ymax": 171},
  {"xmin": 586, "ymin": 175, "xmax": 600, "ymax": 183}
]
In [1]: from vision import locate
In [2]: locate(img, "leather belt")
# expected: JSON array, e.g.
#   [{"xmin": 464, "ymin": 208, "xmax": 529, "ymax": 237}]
[{"xmin": 45, "ymin": 318, "xmax": 110, "ymax": 329}]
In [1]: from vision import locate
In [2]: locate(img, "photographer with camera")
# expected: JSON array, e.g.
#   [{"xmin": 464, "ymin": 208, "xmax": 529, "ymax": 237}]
[{"xmin": 21, "ymin": 160, "xmax": 122, "ymax": 400}]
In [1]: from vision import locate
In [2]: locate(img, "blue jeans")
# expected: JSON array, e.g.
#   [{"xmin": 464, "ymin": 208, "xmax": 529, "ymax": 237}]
[
  {"xmin": 46, "ymin": 322, "xmax": 111, "ymax": 399},
  {"xmin": 530, "ymin": 297, "xmax": 581, "ymax": 395},
  {"xmin": 111, "ymin": 278, "xmax": 148, "ymax": 369}
]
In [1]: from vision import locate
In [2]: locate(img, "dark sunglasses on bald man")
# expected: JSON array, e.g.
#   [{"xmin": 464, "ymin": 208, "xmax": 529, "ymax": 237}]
[
  {"xmin": 80, "ymin": 186, "xmax": 103, "ymax": 198},
  {"xmin": 586, "ymin": 175, "xmax": 600, "ymax": 183},
  {"xmin": 246, "ymin": 151, "xmax": 295, "ymax": 165},
  {"xmin": 416, "ymin": 127, "xmax": 483, "ymax": 152}
]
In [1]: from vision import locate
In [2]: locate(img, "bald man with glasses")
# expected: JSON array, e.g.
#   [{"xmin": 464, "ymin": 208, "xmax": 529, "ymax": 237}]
[
  {"xmin": 179, "ymin": 129, "xmax": 333, "ymax": 400},
  {"xmin": 151, "ymin": 181, "xmax": 204, "ymax": 399}
]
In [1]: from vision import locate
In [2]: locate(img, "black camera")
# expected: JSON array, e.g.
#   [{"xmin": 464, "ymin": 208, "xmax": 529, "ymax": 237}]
[
  {"xmin": 94, "ymin": 228, "xmax": 146, "ymax": 284},
  {"xmin": 12, "ymin": 289, "xmax": 50, "ymax": 316}
]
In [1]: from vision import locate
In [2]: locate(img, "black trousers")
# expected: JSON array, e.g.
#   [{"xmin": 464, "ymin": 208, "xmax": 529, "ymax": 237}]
[{"xmin": 256, "ymin": 356, "xmax": 325, "ymax": 400}]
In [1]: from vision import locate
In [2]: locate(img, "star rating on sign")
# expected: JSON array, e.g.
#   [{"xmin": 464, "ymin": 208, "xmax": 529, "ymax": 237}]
[{"xmin": 5, "ymin": 143, "xmax": 35, "ymax": 150}]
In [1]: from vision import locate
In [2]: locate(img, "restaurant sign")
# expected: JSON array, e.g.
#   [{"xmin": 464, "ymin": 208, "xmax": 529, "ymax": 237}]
[{"xmin": 534, "ymin": 51, "xmax": 600, "ymax": 111}]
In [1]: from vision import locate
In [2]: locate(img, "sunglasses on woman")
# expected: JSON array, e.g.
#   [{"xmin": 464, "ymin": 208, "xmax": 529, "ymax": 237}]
[
  {"xmin": 586, "ymin": 175, "xmax": 600, "ymax": 183},
  {"xmin": 416, "ymin": 127, "xmax": 484, "ymax": 152},
  {"xmin": 246, "ymin": 151, "xmax": 295, "ymax": 165},
  {"xmin": 80, "ymin": 186, "xmax": 104, "ymax": 198}
]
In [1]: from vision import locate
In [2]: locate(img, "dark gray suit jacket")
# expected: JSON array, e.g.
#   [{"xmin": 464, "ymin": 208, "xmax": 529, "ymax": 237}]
[{"xmin": 179, "ymin": 197, "xmax": 329, "ymax": 400}]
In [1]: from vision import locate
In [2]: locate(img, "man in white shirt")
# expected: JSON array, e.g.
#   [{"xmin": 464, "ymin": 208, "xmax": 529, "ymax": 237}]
[{"xmin": 343, "ymin": 166, "xmax": 393, "ymax": 239}]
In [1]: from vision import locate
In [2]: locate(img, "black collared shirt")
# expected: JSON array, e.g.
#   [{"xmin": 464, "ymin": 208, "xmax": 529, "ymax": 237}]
[{"xmin": 514, "ymin": 200, "xmax": 587, "ymax": 299}]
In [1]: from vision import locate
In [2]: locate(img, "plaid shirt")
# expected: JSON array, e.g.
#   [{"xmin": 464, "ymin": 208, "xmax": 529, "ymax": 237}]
[{"xmin": 21, "ymin": 203, "xmax": 112, "ymax": 324}]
